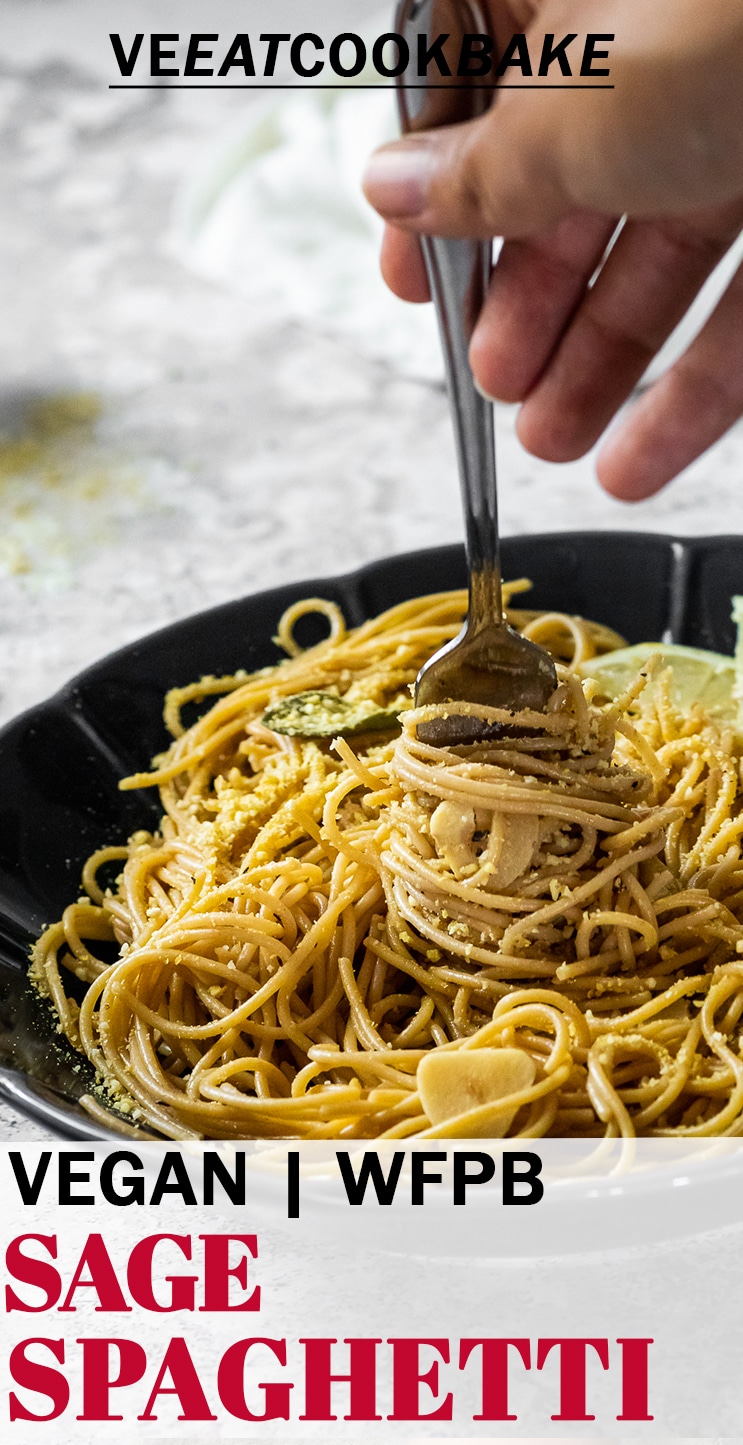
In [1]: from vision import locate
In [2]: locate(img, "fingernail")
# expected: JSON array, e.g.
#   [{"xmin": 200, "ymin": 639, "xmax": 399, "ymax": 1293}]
[
  {"xmin": 473, "ymin": 376, "xmax": 498, "ymax": 404},
  {"xmin": 363, "ymin": 146, "xmax": 435, "ymax": 218}
]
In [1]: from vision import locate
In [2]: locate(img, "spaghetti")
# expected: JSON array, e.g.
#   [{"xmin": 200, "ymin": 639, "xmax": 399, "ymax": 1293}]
[{"xmin": 31, "ymin": 586, "xmax": 743, "ymax": 1140}]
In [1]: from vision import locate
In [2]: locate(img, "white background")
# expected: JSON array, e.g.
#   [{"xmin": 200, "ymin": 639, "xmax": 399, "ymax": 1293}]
[{"xmin": 2, "ymin": 1144, "xmax": 743, "ymax": 1438}]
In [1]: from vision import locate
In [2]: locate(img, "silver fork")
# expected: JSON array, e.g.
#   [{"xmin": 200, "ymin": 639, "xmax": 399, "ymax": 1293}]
[{"xmin": 395, "ymin": 0, "xmax": 557, "ymax": 744}]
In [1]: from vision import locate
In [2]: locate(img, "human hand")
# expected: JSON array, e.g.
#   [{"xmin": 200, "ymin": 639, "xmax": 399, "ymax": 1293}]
[{"xmin": 363, "ymin": 0, "xmax": 743, "ymax": 500}]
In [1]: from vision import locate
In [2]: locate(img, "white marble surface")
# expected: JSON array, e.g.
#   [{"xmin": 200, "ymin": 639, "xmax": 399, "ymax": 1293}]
[{"xmin": 3, "ymin": 1, "xmax": 743, "ymax": 1139}]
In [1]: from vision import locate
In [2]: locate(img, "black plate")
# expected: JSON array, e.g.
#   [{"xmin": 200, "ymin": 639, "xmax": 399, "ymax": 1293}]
[{"xmin": 2, "ymin": 531, "xmax": 743, "ymax": 1139}]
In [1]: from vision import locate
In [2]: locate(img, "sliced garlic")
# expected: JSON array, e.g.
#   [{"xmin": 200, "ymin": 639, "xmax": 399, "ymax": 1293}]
[
  {"xmin": 487, "ymin": 812, "xmax": 540, "ymax": 888},
  {"xmin": 418, "ymin": 1047, "xmax": 537, "ymax": 1138},
  {"xmin": 429, "ymin": 799, "xmax": 477, "ymax": 875}
]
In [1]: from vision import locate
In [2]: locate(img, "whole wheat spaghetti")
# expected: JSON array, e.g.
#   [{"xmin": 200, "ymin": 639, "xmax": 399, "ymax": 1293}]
[{"xmin": 31, "ymin": 585, "xmax": 743, "ymax": 1141}]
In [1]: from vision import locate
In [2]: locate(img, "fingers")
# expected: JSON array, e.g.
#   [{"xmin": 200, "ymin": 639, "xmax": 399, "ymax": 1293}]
[
  {"xmin": 380, "ymin": 226, "xmax": 430, "ymax": 303},
  {"xmin": 597, "ymin": 260, "xmax": 743, "ymax": 500},
  {"xmin": 363, "ymin": 2, "xmax": 743, "ymax": 245},
  {"xmin": 470, "ymin": 212, "xmax": 619, "ymax": 403},
  {"xmin": 514, "ymin": 204, "xmax": 743, "ymax": 462}
]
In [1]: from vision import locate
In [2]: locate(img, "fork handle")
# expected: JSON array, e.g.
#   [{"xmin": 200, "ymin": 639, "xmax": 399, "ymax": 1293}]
[
  {"xmin": 395, "ymin": 0, "xmax": 502, "ymax": 626},
  {"xmin": 423, "ymin": 234, "xmax": 500, "ymax": 622}
]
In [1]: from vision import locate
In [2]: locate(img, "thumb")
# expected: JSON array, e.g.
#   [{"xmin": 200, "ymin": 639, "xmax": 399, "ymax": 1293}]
[{"xmin": 362, "ymin": 99, "xmax": 583, "ymax": 242}]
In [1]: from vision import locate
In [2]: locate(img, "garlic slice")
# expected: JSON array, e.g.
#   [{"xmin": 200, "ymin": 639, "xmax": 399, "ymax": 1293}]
[
  {"xmin": 429, "ymin": 799, "xmax": 477, "ymax": 875},
  {"xmin": 488, "ymin": 812, "xmax": 540, "ymax": 888},
  {"xmin": 418, "ymin": 1047, "xmax": 537, "ymax": 1138}
]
